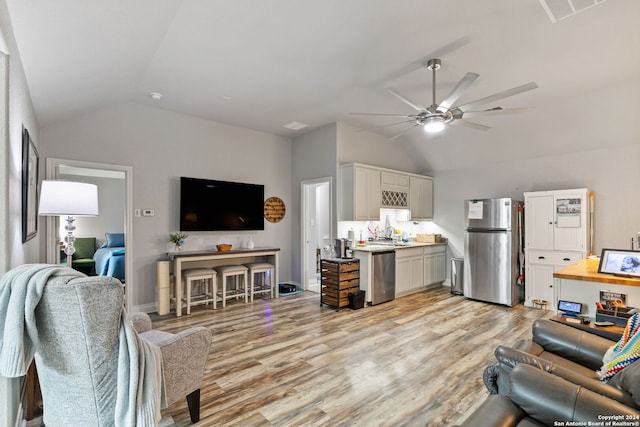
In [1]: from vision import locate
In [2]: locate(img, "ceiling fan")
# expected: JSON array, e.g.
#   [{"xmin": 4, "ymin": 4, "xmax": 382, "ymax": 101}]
[{"xmin": 352, "ymin": 58, "xmax": 538, "ymax": 138}]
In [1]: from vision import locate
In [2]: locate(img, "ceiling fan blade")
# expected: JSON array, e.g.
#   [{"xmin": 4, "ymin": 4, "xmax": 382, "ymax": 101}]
[
  {"xmin": 436, "ymin": 72, "xmax": 479, "ymax": 113},
  {"xmin": 387, "ymin": 88, "xmax": 427, "ymax": 112},
  {"xmin": 461, "ymin": 106, "xmax": 535, "ymax": 118},
  {"xmin": 350, "ymin": 112, "xmax": 413, "ymax": 118},
  {"xmin": 456, "ymin": 82, "xmax": 538, "ymax": 112},
  {"xmin": 390, "ymin": 124, "xmax": 420, "ymax": 140},
  {"xmin": 451, "ymin": 119, "xmax": 492, "ymax": 131}
]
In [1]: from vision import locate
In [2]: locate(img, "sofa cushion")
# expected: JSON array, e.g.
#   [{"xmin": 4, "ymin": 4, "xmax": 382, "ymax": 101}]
[
  {"xmin": 511, "ymin": 338, "xmax": 600, "ymax": 379},
  {"xmin": 608, "ymin": 359, "xmax": 640, "ymax": 406}
]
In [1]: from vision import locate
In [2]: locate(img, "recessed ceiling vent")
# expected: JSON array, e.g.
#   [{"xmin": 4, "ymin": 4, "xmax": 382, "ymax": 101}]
[
  {"xmin": 283, "ymin": 121, "xmax": 308, "ymax": 131},
  {"xmin": 538, "ymin": 0, "xmax": 609, "ymax": 23}
]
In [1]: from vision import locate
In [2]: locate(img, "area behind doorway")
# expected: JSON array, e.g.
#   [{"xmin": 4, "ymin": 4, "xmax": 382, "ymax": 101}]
[{"xmin": 302, "ymin": 178, "xmax": 331, "ymax": 293}]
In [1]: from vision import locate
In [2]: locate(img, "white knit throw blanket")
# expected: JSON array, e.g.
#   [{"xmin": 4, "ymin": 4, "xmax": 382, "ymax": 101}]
[{"xmin": 0, "ymin": 264, "xmax": 162, "ymax": 426}]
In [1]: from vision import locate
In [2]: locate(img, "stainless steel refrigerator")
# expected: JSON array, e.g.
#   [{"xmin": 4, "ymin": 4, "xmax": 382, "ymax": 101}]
[{"xmin": 463, "ymin": 198, "xmax": 524, "ymax": 307}]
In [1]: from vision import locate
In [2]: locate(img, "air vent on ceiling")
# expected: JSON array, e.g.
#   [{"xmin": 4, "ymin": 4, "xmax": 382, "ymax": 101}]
[
  {"xmin": 283, "ymin": 121, "xmax": 308, "ymax": 131},
  {"xmin": 538, "ymin": 0, "xmax": 608, "ymax": 23}
]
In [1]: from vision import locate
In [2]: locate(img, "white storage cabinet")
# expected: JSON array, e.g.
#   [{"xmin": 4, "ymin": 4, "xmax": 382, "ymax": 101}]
[{"xmin": 524, "ymin": 189, "xmax": 590, "ymax": 309}]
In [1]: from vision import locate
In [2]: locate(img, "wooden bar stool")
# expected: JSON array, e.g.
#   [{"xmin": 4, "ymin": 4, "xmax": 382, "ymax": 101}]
[
  {"xmin": 181, "ymin": 268, "xmax": 217, "ymax": 314},
  {"xmin": 244, "ymin": 262, "xmax": 275, "ymax": 301},
  {"xmin": 214, "ymin": 265, "xmax": 248, "ymax": 307}
]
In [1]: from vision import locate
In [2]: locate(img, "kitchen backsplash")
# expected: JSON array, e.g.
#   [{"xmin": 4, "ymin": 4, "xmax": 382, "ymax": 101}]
[{"xmin": 338, "ymin": 208, "xmax": 445, "ymax": 242}]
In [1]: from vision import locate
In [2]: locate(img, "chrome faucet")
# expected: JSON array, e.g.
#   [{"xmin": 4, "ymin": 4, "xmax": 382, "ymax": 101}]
[{"xmin": 385, "ymin": 225, "xmax": 394, "ymax": 239}]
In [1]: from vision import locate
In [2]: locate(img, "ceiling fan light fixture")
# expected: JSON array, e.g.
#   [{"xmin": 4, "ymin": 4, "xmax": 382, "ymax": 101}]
[{"xmin": 423, "ymin": 116, "xmax": 445, "ymax": 133}]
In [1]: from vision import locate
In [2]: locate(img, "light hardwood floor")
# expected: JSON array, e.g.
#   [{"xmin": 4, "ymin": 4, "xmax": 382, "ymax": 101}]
[{"xmin": 155, "ymin": 287, "xmax": 552, "ymax": 426}]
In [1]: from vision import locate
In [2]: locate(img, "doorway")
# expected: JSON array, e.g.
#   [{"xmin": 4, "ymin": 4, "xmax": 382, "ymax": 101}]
[
  {"xmin": 45, "ymin": 158, "xmax": 133, "ymax": 309},
  {"xmin": 301, "ymin": 177, "xmax": 332, "ymax": 293}
]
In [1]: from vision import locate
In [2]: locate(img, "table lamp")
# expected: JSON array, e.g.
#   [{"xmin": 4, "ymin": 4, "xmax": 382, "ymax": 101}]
[{"xmin": 38, "ymin": 180, "xmax": 99, "ymax": 268}]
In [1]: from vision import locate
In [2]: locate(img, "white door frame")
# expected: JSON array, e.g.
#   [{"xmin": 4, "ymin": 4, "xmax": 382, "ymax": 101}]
[
  {"xmin": 301, "ymin": 177, "xmax": 332, "ymax": 292},
  {"xmin": 300, "ymin": 176, "xmax": 334, "ymax": 291},
  {"xmin": 45, "ymin": 158, "xmax": 133, "ymax": 310}
]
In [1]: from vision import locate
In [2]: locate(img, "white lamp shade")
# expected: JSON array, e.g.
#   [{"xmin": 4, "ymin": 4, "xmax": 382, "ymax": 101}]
[{"xmin": 39, "ymin": 180, "xmax": 99, "ymax": 216}]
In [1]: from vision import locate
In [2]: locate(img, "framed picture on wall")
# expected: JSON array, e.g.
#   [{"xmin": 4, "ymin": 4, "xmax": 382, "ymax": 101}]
[
  {"xmin": 22, "ymin": 127, "xmax": 39, "ymax": 243},
  {"xmin": 597, "ymin": 248, "xmax": 640, "ymax": 278}
]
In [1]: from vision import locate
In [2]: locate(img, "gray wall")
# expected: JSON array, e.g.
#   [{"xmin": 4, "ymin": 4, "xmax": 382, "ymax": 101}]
[
  {"xmin": 40, "ymin": 101, "xmax": 292, "ymax": 311},
  {"xmin": 336, "ymin": 122, "xmax": 425, "ymax": 174},
  {"xmin": 0, "ymin": 3, "xmax": 42, "ymax": 425},
  {"xmin": 291, "ymin": 123, "xmax": 338, "ymax": 285},
  {"xmin": 433, "ymin": 143, "xmax": 640, "ymax": 260}
]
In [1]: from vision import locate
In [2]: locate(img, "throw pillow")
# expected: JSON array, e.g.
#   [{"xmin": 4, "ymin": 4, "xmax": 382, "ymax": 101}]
[
  {"xmin": 105, "ymin": 233, "xmax": 125, "ymax": 247},
  {"xmin": 608, "ymin": 359, "xmax": 640, "ymax": 406}
]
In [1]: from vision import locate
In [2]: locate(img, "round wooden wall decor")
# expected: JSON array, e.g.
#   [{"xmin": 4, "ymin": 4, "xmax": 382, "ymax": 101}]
[{"xmin": 264, "ymin": 197, "xmax": 286, "ymax": 223}]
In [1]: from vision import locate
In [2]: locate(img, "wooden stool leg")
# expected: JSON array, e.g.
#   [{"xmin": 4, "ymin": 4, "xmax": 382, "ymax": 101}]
[
  {"xmin": 221, "ymin": 275, "xmax": 227, "ymax": 308},
  {"xmin": 186, "ymin": 278, "xmax": 192, "ymax": 315},
  {"xmin": 269, "ymin": 268, "xmax": 275, "ymax": 298},
  {"xmin": 250, "ymin": 270, "xmax": 255, "ymax": 302},
  {"xmin": 212, "ymin": 277, "xmax": 217, "ymax": 310},
  {"xmin": 243, "ymin": 271, "xmax": 248, "ymax": 303}
]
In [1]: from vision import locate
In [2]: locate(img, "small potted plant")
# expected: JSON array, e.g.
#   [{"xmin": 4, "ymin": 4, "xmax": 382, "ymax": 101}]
[{"xmin": 169, "ymin": 231, "xmax": 188, "ymax": 252}]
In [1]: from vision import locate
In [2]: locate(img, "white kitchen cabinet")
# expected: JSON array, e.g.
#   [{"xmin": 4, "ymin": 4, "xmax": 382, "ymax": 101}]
[
  {"xmin": 381, "ymin": 171, "xmax": 410, "ymax": 191},
  {"xmin": 339, "ymin": 164, "xmax": 381, "ymax": 221},
  {"xmin": 524, "ymin": 188, "xmax": 590, "ymax": 308},
  {"xmin": 380, "ymin": 171, "xmax": 409, "ymax": 208},
  {"xmin": 395, "ymin": 244, "xmax": 446, "ymax": 296},
  {"xmin": 409, "ymin": 176, "xmax": 434, "ymax": 220},
  {"xmin": 396, "ymin": 247, "xmax": 424, "ymax": 296},
  {"xmin": 339, "ymin": 163, "xmax": 434, "ymax": 221},
  {"xmin": 424, "ymin": 244, "xmax": 446, "ymax": 286}
]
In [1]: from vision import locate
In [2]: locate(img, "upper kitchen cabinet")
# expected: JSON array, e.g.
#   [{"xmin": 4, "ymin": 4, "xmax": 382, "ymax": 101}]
[
  {"xmin": 381, "ymin": 171, "xmax": 410, "ymax": 190},
  {"xmin": 409, "ymin": 176, "xmax": 434, "ymax": 220},
  {"xmin": 524, "ymin": 189, "xmax": 590, "ymax": 252},
  {"xmin": 339, "ymin": 164, "xmax": 381, "ymax": 221},
  {"xmin": 381, "ymin": 171, "xmax": 410, "ymax": 209},
  {"xmin": 339, "ymin": 163, "xmax": 434, "ymax": 221}
]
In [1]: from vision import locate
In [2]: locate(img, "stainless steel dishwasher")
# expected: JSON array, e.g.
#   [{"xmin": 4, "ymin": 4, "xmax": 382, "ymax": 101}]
[{"xmin": 371, "ymin": 250, "xmax": 395, "ymax": 305}]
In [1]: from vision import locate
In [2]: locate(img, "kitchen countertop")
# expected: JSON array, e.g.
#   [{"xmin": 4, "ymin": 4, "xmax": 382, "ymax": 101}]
[{"xmin": 352, "ymin": 241, "xmax": 447, "ymax": 252}]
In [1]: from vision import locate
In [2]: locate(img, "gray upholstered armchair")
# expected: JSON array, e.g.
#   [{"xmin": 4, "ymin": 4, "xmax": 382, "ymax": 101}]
[
  {"xmin": 0, "ymin": 264, "xmax": 211, "ymax": 426},
  {"xmin": 129, "ymin": 311, "xmax": 211, "ymax": 422}
]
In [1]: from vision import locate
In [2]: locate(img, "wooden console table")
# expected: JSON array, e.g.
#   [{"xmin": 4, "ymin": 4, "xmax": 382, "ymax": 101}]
[{"xmin": 158, "ymin": 247, "xmax": 280, "ymax": 317}]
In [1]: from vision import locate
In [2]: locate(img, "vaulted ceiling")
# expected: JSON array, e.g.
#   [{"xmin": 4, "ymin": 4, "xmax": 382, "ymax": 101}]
[{"xmin": 5, "ymin": 0, "xmax": 640, "ymax": 172}]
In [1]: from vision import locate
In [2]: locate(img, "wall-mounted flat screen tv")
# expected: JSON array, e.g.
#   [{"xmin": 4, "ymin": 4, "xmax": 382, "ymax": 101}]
[{"xmin": 180, "ymin": 177, "xmax": 265, "ymax": 231}]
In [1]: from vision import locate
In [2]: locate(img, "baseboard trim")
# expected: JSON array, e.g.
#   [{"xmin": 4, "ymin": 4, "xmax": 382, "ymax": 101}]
[{"xmin": 132, "ymin": 302, "xmax": 157, "ymax": 313}]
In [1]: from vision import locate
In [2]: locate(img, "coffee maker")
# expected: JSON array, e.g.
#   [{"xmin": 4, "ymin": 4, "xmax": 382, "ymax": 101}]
[{"xmin": 334, "ymin": 238, "xmax": 353, "ymax": 258}]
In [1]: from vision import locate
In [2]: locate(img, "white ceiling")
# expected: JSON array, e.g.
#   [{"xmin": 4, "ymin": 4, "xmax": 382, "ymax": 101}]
[{"xmin": 5, "ymin": 0, "xmax": 640, "ymax": 172}]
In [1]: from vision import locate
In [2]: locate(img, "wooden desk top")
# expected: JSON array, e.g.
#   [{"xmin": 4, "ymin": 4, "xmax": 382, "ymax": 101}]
[
  {"xmin": 159, "ymin": 247, "xmax": 280, "ymax": 261},
  {"xmin": 553, "ymin": 258, "xmax": 640, "ymax": 287}
]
